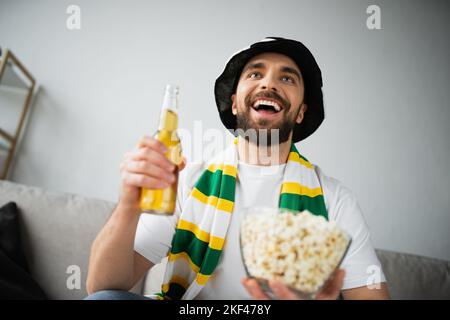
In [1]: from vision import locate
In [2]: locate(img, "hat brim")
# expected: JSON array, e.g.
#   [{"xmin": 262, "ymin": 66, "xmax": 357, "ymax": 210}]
[{"xmin": 214, "ymin": 38, "xmax": 324, "ymax": 143}]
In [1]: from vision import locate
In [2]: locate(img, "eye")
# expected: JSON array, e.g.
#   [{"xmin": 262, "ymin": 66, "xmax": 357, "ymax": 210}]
[
  {"xmin": 281, "ymin": 76, "xmax": 295, "ymax": 84},
  {"xmin": 248, "ymin": 71, "xmax": 262, "ymax": 79}
]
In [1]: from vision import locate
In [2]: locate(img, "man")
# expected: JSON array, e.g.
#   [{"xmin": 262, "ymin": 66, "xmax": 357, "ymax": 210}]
[{"xmin": 86, "ymin": 37, "xmax": 389, "ymax": 300}]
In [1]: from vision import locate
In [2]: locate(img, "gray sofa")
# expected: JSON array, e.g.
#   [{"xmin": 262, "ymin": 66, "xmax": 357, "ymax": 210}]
[{"xmin": 0, "ymin": 180, "xmax": 449, "ymax": 300}]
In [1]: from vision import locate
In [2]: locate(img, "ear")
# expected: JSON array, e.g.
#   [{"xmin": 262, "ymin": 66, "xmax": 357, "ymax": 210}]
[
  {"xmin": 231, "ymin": 94, "xmax": 237, "ymax": 115},
  {"xmin": 296, "ymin": 103, "xmax": 308, "ymax": 124}
]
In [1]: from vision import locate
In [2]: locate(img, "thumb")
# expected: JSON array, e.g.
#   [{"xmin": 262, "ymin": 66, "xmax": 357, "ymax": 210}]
[
  {"xmin": 316, "ymin": 269, "xmax": 345, "ymax": 300},
  {"xmin": 178, "ymin": 156, "xmax": 187, "ymax": 171}
]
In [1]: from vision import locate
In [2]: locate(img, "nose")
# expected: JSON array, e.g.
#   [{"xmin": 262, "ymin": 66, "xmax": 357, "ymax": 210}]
[{"xmin": 259, "ymin": 73, "xmax": 278, "ymax": 92}]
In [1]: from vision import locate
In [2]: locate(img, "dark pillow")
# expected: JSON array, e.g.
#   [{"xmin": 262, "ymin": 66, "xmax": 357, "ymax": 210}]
[
  {"xmin": 0, "ymin": 202, "xmax": 29, "ymax": 270},
  {"xmin": 0, "ymin": 202, "xmax": 47, "ymax": 300}
]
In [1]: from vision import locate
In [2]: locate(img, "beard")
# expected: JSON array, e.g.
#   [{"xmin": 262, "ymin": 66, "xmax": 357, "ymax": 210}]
[{"xmin": 234, "ymin": 92, "xmax": 299, "ymax": 147}]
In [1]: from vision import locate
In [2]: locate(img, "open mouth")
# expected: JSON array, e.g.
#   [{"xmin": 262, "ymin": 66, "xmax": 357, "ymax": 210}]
[{"xmin": 251, "ymin": 99, "xmax": 284, "ymax": 116}]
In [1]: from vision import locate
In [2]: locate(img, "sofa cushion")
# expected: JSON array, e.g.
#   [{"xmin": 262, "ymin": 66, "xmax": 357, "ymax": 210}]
[{"xmin": 0, "ymin": 181, "xmax": 144, "ymax": 299}]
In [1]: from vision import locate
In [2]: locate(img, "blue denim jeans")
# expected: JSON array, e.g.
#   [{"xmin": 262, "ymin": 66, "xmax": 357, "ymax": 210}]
[{"xmin": 84, "ymin": 290, "xmax": 154, "ymax": 300}]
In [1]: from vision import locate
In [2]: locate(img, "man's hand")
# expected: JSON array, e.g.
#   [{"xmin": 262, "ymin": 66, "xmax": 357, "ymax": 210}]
[
  {"xmin": 242, "ymin": 269, "xmax": 345, "ymax": 300},
  {"xmin": 119, "ymin": 135, "xmax": 186, "ymax": 211}
]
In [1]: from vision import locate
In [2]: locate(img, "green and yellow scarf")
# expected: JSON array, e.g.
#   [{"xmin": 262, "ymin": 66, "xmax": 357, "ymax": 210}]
[{"xmin": 153, "ymin": 138, "xmax": 328, "ymax": 300}]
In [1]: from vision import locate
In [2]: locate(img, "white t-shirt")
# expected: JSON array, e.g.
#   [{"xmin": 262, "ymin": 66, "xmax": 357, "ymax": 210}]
[{"xmin": 134, "ymin": 160, "xmax": 386, "ymax": 299}]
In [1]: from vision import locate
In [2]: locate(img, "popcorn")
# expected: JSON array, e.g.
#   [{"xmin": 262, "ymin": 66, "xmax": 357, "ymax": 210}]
[{"xmin": 240, "ymin": 210, "xmax": 350, "ymax": 294}]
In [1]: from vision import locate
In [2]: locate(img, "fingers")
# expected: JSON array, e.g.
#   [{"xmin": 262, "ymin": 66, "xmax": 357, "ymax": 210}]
[
  {"xmin": 123, "ymin": 160, "xmax": 176, "ymax": 184},
  {"xmin": 121, "ymin": 171, "xmax": 170, "ymax": 189},
  {"xmin": 241, "ymin": 278, "xmax": 270, "ymax": 300},
  {"xmin": 137, "ymin": 135, "xmax": 167, "ymax": 153},
  {"xmin": 316, "ymin": 269, "xmax": 345, "ymax": 300},
  {"xmin": 268, "ymin": 280, "xmax": 299, "ymax": 300},
  {"xmin": 119, "ymin": 135, "xmax": 181, "ymax": 191},
  {"xmin": 123, "ymin": 137, "xmax": 175, "ymax": 171},
  {"xmin": 130, "ymin": 148, "xmax": 175, "ymax": 171}
]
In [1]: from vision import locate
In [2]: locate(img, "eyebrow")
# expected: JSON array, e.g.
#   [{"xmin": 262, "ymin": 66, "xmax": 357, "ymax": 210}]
[
  {"xmin": 243, "ymin": 62, "xmax": 302, "ymax": 81},
  {"xmin": 243, "ymin": 62, "xmax": 265, "ymax": 73}
]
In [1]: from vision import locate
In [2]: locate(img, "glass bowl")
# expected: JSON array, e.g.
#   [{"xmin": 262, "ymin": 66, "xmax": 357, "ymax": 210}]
[{"xmin": 239, "ymin": 206, "xmax": 352, "ymax": 300}]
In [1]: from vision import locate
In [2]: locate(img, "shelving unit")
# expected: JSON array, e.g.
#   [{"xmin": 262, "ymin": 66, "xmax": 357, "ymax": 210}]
[{"xmin": 0, "ymin": 48, "xmax": 36, "ymax": 179}]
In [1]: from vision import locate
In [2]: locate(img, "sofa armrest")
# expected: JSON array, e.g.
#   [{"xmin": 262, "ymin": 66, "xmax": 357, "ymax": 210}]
[{"xmin": 376, "ymin": 249, "xmax": 450, "ymax": 299}]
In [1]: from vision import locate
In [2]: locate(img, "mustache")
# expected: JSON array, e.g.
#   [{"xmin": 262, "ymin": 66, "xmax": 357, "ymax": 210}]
[{"xmin": 244, "ymin": 91, "xmax": 290, "ymax": 110}]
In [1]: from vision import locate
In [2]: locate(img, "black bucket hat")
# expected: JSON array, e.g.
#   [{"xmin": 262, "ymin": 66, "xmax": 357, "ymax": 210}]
[{"xmin": 214, "ymin": 37, "xmax": 324, "ymax": 143}]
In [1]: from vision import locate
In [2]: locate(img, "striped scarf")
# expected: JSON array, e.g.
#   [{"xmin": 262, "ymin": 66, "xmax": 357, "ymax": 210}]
[{"xmin": 153, "ymin": 138, "xmax": 328, "ymax": 300}]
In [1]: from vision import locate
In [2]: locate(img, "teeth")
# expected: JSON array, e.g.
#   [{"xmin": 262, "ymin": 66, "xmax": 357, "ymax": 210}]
[{"xmin": 253, "ymin": 99, "xmax": 282, "ymax": 112}]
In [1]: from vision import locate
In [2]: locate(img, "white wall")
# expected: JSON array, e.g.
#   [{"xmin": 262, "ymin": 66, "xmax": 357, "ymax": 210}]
[{"xmin": 1, "ymin": 0, "xmax": 449, "ymax": 260}]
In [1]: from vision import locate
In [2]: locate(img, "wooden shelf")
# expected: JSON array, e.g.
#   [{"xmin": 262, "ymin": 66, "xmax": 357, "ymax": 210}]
[{"xmin": 0, "ymin": 48, "xmax": 36, "ymax": 180}]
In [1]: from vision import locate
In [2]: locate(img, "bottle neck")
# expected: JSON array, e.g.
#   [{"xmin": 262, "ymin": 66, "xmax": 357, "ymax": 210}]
[
  {"xmin": 158, "ymin": 85, "xmax": 179, "ymax": 131},
  {"xmin": 158, "ymin": 108, "xmax": 178, "ymax": 131}
]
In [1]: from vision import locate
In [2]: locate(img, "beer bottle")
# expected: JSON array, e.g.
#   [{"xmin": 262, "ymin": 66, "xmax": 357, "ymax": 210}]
[{"xmin": 139, "ymin": 84, "xmax": 182, "ymax": 215}]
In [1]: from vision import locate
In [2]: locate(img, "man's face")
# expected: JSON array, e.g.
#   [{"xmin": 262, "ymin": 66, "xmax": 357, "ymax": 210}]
[{"xmin": 231, "ymin": 52, "xmax": 307, "ymax": 146}]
